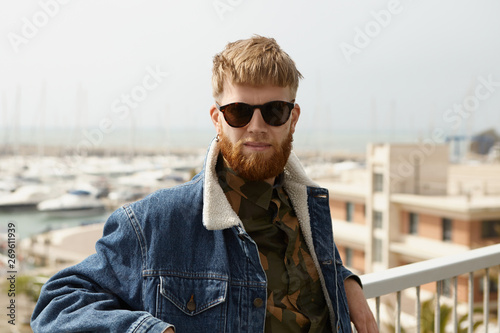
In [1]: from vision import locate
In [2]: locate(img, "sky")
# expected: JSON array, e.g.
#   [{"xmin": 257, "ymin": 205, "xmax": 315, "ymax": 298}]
[{"xmin": 1, "ymin": 0, "xmax": 500, "ymax": 151}]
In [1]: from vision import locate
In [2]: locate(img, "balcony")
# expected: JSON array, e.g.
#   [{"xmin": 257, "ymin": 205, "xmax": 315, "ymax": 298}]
[{"xmin": 358, "ymin": 243, "xmax": 500, "ymax": 332}]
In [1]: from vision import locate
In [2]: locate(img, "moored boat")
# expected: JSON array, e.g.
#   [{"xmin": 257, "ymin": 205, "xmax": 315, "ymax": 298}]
[
  {"xmin": 0, "ymin": 185, "xmax": 55, "ymax": 211},
  {"xmin": 37, "ymin": 189, "xmax": 106, "ymax": 218}
]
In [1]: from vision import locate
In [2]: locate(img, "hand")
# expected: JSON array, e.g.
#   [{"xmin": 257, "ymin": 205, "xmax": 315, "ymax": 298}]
[
  {"xmin": 163, "ymin": 328, "xmax": 175, "ymax": 333},
  {"xmin": 344, "ymin": 277, "xmax": 379, "ymax": 332}
]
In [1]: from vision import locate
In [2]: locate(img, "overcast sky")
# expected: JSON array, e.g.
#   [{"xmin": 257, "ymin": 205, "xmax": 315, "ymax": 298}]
[{"xmin": 1, "ymin": 0, "xmax": 499, "ymax": 147}]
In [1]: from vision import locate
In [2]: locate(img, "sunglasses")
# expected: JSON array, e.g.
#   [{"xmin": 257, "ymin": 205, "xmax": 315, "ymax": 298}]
[{"xmin": 215, "ymin": 101, "xmax": 295, "ymax": 128}]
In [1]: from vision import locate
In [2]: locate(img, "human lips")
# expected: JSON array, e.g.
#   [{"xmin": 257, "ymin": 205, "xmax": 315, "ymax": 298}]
[{"xmin": 243, "ymin": 141, "xmax": 272, "ymax": 151}]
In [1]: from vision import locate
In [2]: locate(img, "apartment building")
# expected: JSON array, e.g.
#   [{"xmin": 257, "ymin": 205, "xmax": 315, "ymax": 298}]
[{"xmin": 318, "ymin": 143, "xmax": 500, "ymax": 303}]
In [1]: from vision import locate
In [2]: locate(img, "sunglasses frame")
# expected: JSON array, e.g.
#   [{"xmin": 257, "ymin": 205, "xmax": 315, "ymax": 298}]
[{"xmin": 215, "ymin": 100, "xmax": 295, "ymax": 128}]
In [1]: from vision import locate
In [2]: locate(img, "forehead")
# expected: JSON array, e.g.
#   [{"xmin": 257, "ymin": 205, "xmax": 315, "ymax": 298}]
[{"xmin": 220, "ymin": 82, "xmax": 292, "ymax": 105}]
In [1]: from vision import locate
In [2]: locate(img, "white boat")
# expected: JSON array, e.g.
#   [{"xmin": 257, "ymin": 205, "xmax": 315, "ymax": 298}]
[
  {"xmin": 0, "ymin": 185, "xmax": 55, "ymax": 210},
  {"xmin": 37, "ymin": 189, "xmax": 105, "ymax": 217}
]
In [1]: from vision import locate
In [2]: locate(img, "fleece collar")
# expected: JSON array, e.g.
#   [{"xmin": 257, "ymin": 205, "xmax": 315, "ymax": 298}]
[{"xmin": 202, "ymin": 139, "xmax": 319, "ymax": 231}]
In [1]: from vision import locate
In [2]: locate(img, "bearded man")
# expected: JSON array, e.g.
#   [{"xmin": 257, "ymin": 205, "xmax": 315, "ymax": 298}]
[{"xmin": 32, "ymin": 35, "xmax": 378, "ymax": 333}]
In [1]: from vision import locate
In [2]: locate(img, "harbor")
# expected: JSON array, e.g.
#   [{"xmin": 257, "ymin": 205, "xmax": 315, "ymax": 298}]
[
  {"xmin": 1, "ymin": 132, "xmax": 500, "ymax": 332},
  {"xmin": 0, "ymin": 138, "xmax": 366, "ymax": 266}
]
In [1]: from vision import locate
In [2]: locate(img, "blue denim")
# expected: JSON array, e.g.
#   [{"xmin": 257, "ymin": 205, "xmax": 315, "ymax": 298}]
[{"xmin": 31, "ymin": 143, "xmax": 354, "ymax": 332}]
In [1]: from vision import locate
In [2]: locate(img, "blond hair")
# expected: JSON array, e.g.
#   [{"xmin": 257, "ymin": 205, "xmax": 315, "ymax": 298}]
[{"xmin": 212, "ymin": 35, "xmax": 303, "ymax": 100}]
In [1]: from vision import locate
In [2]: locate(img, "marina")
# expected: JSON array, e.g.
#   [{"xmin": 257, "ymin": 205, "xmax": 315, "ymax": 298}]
[
  {"xmin": 1, "ymin": 132, "xmax": 498, "ymax": 332},
  {"xmin": 0, "ymin": 135, "xmax": 367, "ymax": 243}
]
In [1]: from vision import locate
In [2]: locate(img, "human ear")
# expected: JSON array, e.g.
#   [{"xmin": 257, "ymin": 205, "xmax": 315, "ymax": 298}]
[
  {"xmin": 289, "ymin": 103, "xmax": 300, "ymax": 134},
  {"xmin": 210, "ymin": 104, "xmax": 222, "ymax": 135}
]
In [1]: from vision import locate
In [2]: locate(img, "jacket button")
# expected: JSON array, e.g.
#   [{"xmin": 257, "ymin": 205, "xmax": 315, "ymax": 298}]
[
  {"xmin": 253, "ymin": 298, "xmax": 264, "ymax": 308},
  {"xmin": 187, "ymin": 294, "xmax": 196, "ymax": 312}
]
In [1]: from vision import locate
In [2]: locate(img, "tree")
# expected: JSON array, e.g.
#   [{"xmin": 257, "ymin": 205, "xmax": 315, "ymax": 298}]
[{"xmin": 420, "ymin": 298, "xmax": 483, "ymax": 333}]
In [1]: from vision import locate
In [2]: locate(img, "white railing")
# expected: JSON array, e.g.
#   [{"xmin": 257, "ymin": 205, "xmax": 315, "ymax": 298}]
[{"xmin": 359, "ymin": 243, "xmax": 500, "ymax": 332}]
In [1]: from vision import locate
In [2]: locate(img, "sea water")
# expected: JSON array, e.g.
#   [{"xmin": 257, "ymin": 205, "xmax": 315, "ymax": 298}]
[{"xmin": 0, "ymin": 207, "xmax": 112, "ymax": 240}]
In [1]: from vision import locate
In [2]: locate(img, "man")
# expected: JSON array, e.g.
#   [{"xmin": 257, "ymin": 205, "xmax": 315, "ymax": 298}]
[{"xmin": 31, "ymin": 36, "xmax": 378, "ymax": 332}]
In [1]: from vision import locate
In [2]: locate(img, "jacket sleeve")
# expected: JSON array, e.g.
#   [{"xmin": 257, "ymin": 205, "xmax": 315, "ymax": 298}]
[
  {"xmin": 31, "ymin": 207, "xmax": 173, "ymax": 333},
  {"xmin": 334, "ymin": 243, "xmax": 362, "ymax": 287}
]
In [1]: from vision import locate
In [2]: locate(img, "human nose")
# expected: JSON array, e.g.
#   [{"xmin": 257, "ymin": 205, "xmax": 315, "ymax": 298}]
[{"xmin": 246, "ymin": 109, "xmax": 268, "ymax": 133}]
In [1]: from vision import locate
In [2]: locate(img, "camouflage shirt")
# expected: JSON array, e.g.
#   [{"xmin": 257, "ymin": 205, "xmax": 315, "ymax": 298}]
[{"xmin": 217, "ymin": 155, "xmax": 331, "ymax": 332}]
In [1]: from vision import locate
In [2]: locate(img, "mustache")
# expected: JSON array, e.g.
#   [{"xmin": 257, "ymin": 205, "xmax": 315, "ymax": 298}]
[{"xmin": 238, "ymin": 135, "xmax": 273, "ymax": 145}]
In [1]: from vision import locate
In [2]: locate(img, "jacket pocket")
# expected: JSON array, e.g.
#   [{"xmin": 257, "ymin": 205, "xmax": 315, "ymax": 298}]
[{"xmin": 156, "ymin": 274, "xmax": 228, "ymax": 332}]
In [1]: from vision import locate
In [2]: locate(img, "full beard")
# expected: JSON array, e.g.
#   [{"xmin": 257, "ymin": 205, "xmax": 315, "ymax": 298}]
[{"xmin": 219, "ymin": 131, "xmax": 293, "ymax": 181}]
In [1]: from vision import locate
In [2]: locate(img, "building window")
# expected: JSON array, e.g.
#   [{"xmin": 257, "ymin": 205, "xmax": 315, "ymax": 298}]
[
  {"xmin": 373, "ymin": 238, "xmax": 383, "ymax": 262},
  {"xmin": 442, "ymin": 218, "xmax": 452, "ymax": 242},
  {"xmin": 345, "ymin": 248, "xmax": 353, "ymax": 267},
  {"xmin": 409, "ymin": 212, "xmax": 419, "ymax": 235},
  {"xmin": 373, "ymin": 211, "xmax": 383, "ymax": 229},
  {"xmin": 346, "ymin": 202, "xmax": 354, "ymax": 222},
  {"xmin": 481, "ymin": 220, "xmax": 500, "ymax": 238},
  {"xmin": 374, "ymin": 173, "xmax": 384, "ymax": 192}
]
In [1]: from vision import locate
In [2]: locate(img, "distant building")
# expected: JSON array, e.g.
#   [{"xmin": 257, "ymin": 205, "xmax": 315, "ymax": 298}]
[
  {"xmin": 488, "ymin": 143, "xmax": 500, "ymax": 163},
  {"xmin": 470, "ymin": 128, "xmax": 500, "ymax": 156},
  {"xmin": 318, "ymin": 143, "xmax": 500, "ymax": 303}
]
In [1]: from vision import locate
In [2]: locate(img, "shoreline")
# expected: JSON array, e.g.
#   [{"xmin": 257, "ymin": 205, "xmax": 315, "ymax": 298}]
[{"xmin": 0, "ymin": 143, "xmax": 366, "ymax": 162}]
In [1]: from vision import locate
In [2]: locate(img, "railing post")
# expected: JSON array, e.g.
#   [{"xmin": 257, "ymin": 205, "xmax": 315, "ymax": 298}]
[
  {"xmin": 484, "ymin": 268, "xmax": 490, "ymax": 333},
  {"xmin": 435, "ymin": 280, "xmax": 442, "ymax": 333},
  {"xmin": 416, "ymin": 286, "xmax": 421, "ymax": 333},
  {"xmin": 453, "ymin": 277, "xmax": 458, "ymax": 333},
  {"xmin": 468, "ymin": 272, "xmax": 474, "ymax": 333},
  {"xmin": 396, "ymin": 291, "xmax": 401, "ymax": 333}
]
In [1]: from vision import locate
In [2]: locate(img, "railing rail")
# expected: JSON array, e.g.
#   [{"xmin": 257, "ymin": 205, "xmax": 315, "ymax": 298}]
[{"xmin": 359, "ymin": 243, "xmax": 500, "ymax": 332}]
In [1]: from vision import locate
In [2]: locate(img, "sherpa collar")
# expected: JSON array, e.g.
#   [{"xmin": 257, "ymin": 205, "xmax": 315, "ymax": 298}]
[{"xmin": 202, "ymin": 139, "xmax": 319, "ymax": 231}]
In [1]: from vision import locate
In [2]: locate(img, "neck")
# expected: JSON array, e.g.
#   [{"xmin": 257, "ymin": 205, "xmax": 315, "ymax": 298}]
[{"xmin": 263, "ymin": 177, "xmax": 275, "ymax": 185}]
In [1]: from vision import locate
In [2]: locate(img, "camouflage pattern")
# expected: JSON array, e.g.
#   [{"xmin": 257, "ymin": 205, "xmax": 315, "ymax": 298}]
[{"xmin": 217, "ymin": 156, "xmax": 331, "ymax": 332}]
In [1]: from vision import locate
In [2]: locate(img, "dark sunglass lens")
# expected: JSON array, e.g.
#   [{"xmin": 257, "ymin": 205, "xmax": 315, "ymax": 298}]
[
  {"xmin": 263, "ymin": 102, "xmax": 291, "ymax": 126},
  {"xmin": 224, "ymin": 103, "xmax": 253, "ymax": 127}
]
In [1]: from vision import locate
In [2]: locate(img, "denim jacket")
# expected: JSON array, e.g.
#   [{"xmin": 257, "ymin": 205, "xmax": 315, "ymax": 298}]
[{"xmin": 31, "ymin": 141, "xmax": 353, "ymax": 332}]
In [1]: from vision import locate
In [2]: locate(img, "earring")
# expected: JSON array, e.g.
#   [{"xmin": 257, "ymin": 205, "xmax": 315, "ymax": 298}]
[{"xmin": 216, "ymin": 134, "xmax": 220, "ymax": 142}]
